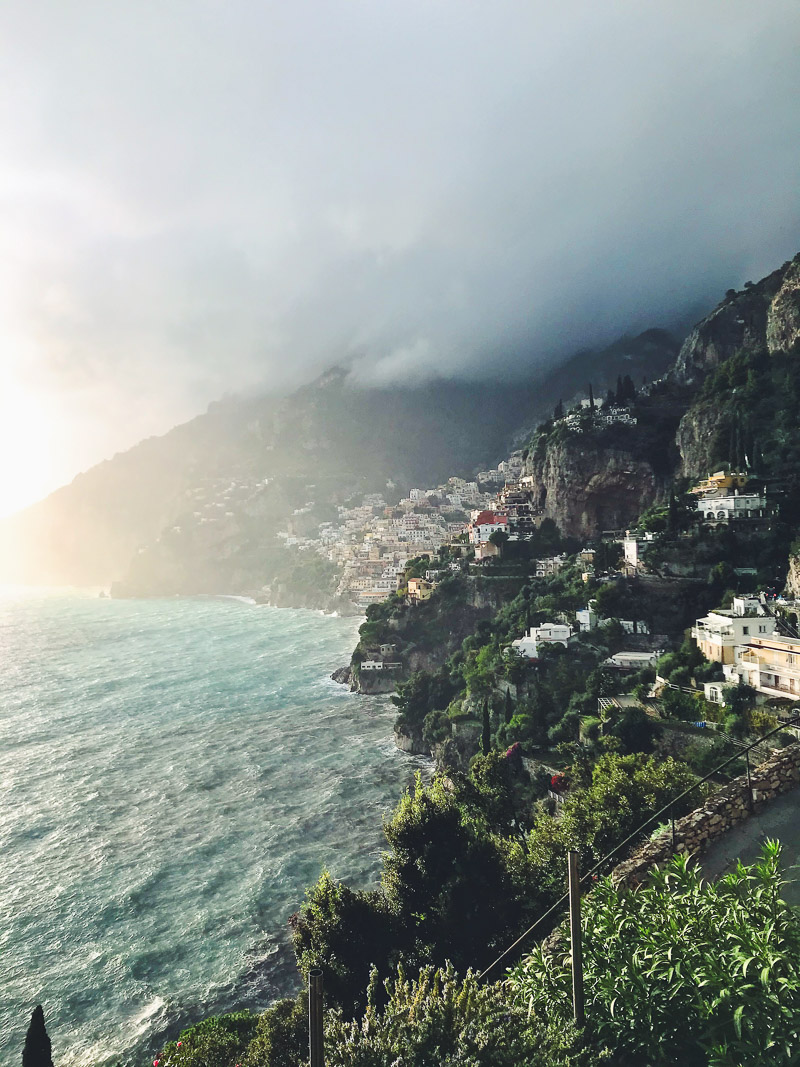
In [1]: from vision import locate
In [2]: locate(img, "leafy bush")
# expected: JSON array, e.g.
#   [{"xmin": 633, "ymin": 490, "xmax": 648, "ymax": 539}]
[
  {"xmin": 325, "ymin": 962, "xmax": 591, "ymax": 1066},
  {"xmin": 509, "ymin": 841, "xmax": 800, "ymax": 1066},
  {"xmin": 156, "ymin": 1012, "xmax": 258, "ymax": 1067}
]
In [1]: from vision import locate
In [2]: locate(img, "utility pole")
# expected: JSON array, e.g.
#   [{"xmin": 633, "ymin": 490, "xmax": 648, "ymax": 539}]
[
  {"xmin": 309, "ymin": 968, "xmax": 324, "ymax": 1067},
  {"xmin": 567, "ymin": 850, "xmax": 585, "ymax": 1026}
]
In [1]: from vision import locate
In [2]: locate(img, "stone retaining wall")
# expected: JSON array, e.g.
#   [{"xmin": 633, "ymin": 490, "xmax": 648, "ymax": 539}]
[{"xmin": 611, "ymin": 742, "xmax": 800, "ymax": 886}]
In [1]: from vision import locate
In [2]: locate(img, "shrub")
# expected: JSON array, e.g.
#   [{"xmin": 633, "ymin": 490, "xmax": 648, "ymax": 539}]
[
  {"xmin": 325, "ymin": 962, "xmax": 591, "ymax": 1067},
  {"xmin": 156, "ymin": 1012, "xmax": 258, "ymax": 1067},
  {"xmin": 509, "ymin": 842, "xmax": 800, "ymax": 1065}
]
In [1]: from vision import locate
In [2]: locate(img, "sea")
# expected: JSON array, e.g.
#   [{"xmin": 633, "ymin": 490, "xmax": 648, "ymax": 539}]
[{"xmin": 0, "ymin": 588, "xmax": 428, "ymax": 1066}]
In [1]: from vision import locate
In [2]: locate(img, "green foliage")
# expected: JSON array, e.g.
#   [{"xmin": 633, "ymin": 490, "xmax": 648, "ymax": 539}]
[
  {"xmin": 379, "ymin": 776, "xmax": 542, "ymax": 972},
  {"xmin": 509, "ymin": 842, "xmax": 800, "ymax": 1066},
  {"xmin": 605, "ymin": 704, "xmax": 662, "ymax": 754},
  {"xmin": 528, "ymin": 752, "xmax": 699, "ymax": 866},
  {"xmin": 660, "ymin": 686, "xmax": 706, "ymax": 721},
  {"xmin": 290, "ymin": 872, "xmax": 397, "ymax": 1014},
  {"xmin": 156, "ymin": 1012, "xmax": 258, "ymax": 1067},
  {"xmin": 721, "ymin": 682, "xmax": 756, "ymax": 715},
  {"xmin": 481, "ymin": 697, "xmax": 491, "ymax": 755},
  {"xmin": 290, "ymin": 772, "xmax": 549, "ymax": 1015},
  {"xmin": 240, "ymin": 997, "xmax": 306, "ymax": 1067},
  {"xmin": 325, "ymin": 962, "xmax": 590, "ymax": 1067},
  {"xmin": 422, "ymin": 709, "xmax": 451, "ymax": 747},
  {"xmin": 391, "ymin": 668, "xmax": 460, "ymax": 729}
]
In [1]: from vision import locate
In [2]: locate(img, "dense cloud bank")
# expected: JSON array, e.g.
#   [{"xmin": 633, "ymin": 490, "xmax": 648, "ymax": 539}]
[{"xmin": 1, "ymin": 0, "xmax": 799, "ymax": 495}]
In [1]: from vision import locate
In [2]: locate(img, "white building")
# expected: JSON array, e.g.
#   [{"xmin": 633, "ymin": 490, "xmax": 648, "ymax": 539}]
[
  {"xmin": 576, "ymin": 606, "xmax": 599, "ymax": 632},
  {"xmin": 623, "ymin": 531, "xmax": 655, "ymax": 570},
  {"xmin": 468, "ymin": 510, "xmax": 509, "ymax": 545},
  {"xmin": 692, "ymin": 608, "xmax": 775, "ymax": 665},
  {"xmin": 510, "ymin": 622, "xmax": 573, "ymax": 659},
  {"xmin": 604, "ymin": 650, "xmax": 661, "ymax": 670},
  {"xmin": 696, "ymin": 490, "xmax": 767, "ymax": 522},
  {"xmin": 726, "ymin": 634, "xmax": 800, "ymax": 699},
  {"xmin": 534, "ymin": 554, "xmax": 567, "ymax": 578}
]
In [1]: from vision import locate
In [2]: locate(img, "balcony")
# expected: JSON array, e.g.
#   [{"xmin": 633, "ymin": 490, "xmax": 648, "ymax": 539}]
[{"xmin": 757, "ymin": 673, "xmax": 800, "ymax": 696}]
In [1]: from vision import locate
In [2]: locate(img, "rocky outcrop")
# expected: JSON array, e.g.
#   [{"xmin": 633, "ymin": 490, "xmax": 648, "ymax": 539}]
[
  {"xmin": 394, "ymin": 722, "xmax": 428, "ymax": 755},
  {"xmin": 674, "ymin": 255, "xmax": 800, "ymax": 479},
  {"xmin": 675, "ymin": 401, "xmax": 728, "ymax": 481},
  {"xmin": 525, "ymin": 436, "xmax": 660, "ymax": 538},
  {"xmin": 673, "ymin": 264, "xmax": 789, "ymax": 384},
  {"xmin": 766, "ymin": 259, "xmax": 800, "ymax": 355},
  {"xmin": 674, "ymin": 255, "xmax": 800, "ymax": 385},
  {"xmin": 786, "ymin": 554, "xmax": 800, "ymax": 598},
  {"xmin": 352, "ymin": 670, "xmax": 398, "ymax": 695}
]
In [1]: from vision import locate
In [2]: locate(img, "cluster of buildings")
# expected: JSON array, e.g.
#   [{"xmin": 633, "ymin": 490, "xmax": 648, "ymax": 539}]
[
  {"xmin": 275, "ymin": 476, "xmax": 505, "ymax": 608},
  {"xmin": 692, "ymin": 595, "xmax": 800, "ymax": 704},
  {"xmin": 270, "ymin": 448, "xmax": 555, "ymax": 607},
  {"xmin": 556, "ymin": 398, "xmax": 638, "ymax": 434},
  {"xmin": 509, "ymin": 598, "xmax": 658, "ymax": 665}
]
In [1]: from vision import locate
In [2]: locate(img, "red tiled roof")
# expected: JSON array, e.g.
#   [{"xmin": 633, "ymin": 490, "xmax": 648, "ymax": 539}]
[{"xmin": 473, "ymin": 511, "xmax": 508, "ymax": 525}]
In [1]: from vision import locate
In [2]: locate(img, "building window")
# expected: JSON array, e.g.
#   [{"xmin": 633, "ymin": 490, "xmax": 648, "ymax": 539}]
[{"xmin": 742, "ymin": 626, "xmax": 749, "ymax": 635}]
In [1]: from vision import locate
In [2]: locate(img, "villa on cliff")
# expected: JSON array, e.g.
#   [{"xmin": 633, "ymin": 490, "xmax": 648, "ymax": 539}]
[
  {"xmin": 467, "ymin": 510, "xmax": 509, "ymax": 544},
  {"xmin": 510, "ymin": 622, "xmax": 573, "ymax": 658}
]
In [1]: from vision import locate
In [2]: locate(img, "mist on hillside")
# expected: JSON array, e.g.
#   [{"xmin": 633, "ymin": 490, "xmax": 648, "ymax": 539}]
[{"xmin": 1, "ymin": 0, "xmax": 799, "ymax": 503}]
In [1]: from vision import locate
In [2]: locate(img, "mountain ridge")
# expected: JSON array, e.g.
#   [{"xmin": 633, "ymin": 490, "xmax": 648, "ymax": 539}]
[{"xmin": 0, "ymin": 329, "xmax": 678, "ymax": 591}]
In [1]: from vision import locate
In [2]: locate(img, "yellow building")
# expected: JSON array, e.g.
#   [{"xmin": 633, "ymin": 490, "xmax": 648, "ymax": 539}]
[
  {"xmin": 407, "ymin": 577, "xmax": 434, "ymax": 602},
  {"xmin": 690, "ymin": 470, "xmax": 749, "ymax": 496},
  {"xmin": 736, "ymin": 635, "xmax": 800, "ymax": 699}
]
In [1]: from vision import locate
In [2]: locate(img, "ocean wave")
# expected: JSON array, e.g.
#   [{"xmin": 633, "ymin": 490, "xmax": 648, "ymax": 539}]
[{"xmin": 0, "ymin": 592, "xmax": 414, "ymax": 1067}]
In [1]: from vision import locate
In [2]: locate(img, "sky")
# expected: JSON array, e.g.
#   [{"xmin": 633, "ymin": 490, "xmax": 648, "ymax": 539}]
[{"xmin": 0, "ymin": 1, "xmax": 799, "ymax": 515}]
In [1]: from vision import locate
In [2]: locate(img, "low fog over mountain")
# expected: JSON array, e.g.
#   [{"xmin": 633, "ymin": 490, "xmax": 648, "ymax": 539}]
[{"xmin": 1, "ymin": 0, "xmax": 799, "ymax": 507}]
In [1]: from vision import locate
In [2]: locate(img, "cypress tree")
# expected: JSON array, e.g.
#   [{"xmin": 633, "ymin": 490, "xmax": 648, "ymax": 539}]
[
  {"xmin": 481, "ymin": 697, "xmax": 491, "ymax": 756},
  {"xmin": 504, "ymin": 688, "xmax": 514, "ymax": 725},
  {"xmin": 615, "ymin": 374, "xmax": 624, "ymax": 403},
  {"xmin": 588, "ymin": 382, "xmax": 594, "ymax": 409},
  {"xmin": 23, "ymin": 1006, "xmax": 53, "ymax": 1067}
]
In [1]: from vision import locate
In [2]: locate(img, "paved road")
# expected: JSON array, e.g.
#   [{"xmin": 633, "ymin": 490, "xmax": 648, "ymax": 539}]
[{"xmin": 700, "ymin": 788, "xmax": 800, "ymax": 904}]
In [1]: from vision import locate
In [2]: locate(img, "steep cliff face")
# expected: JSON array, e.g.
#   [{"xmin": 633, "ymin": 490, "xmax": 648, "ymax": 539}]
[
  {"xmin": 675, "ymin": 253, "xmax": 800, "ymax": 480},
  {"xmin": 675, "ymin": 403, "xmax": 728, "ymax": 482},
  {"xmin": 786, "ymin": 554, "xmax": 800, "ymax": 598},
  {"xmin": 766, "ymin": 259, "xmax": 800, "ymax": 355},
  {"xmin": 674, "ymin": 255, "xmax": 800, "ymax": 384},
  {"xmin": 526, "ymin": 436, "xmax": 659, "ymax": 537}
]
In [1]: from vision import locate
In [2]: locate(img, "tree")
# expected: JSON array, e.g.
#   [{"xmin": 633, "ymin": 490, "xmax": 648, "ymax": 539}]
[
  {"xmin": 504, "ymin": 688, "xmax": 514, "ymax": 724},
  {"xmin": 606, "ymin": 704, "xmax": 662, "ymax": 754},
  {"xmin": 22, "ymin": 1007, "xmax": 53, "ymax": 1067},
  {"xmin": 481, "ymin": 697, "xmax": 491, "ymax": 756},
  {"xmin": 553, "ymin": 398, "xmax": 564, "ymax": 420},
  {"xmin": 722, "ymin": 682, "xmax": 756, "ymax": 715},
  {"xmin": 488, "ymin": 528, "xmax": 509, "ymax": 549},
  {"xmin": 529, "ymin": 752, "xmax": 699, "ymax": 864},
  {"xmin": 588, "ymin": 382, "xmax": 595, "ymax": 409}
]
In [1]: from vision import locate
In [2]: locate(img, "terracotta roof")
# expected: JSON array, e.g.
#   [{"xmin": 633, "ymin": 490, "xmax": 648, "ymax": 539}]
[{"xmin": 473, "ymin": 511, "xmax": 508, "ymax": 525}]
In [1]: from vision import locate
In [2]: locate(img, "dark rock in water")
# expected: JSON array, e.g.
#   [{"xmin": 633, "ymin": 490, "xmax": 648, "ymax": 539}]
[{"xmin": 331, "ymin": 665, "xmax": 352, "ymax": 686}]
